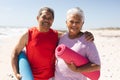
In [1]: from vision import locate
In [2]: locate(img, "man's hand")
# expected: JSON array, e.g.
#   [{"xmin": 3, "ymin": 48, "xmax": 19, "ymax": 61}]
[
  {"xmin": 84, "ymin": 31, "xmax": 94, "ymax": 42},
  {"xmin": 15, "ymin": 73, "xmax": 22, "ymax": 80}
]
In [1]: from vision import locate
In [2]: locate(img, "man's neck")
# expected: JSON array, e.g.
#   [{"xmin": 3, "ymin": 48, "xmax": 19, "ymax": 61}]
[{"xmin": 37, "ymin": 26, "xmax": 50, "ymax": 32}]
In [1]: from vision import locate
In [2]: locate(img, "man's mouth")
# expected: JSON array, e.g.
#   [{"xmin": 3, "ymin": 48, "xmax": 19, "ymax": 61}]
[{"xmin": 42, "ymin": 22, "xmax": 50, "ymax": 26}]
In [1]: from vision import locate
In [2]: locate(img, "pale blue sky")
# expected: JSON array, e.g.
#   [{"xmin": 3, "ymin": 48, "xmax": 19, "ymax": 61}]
[{"xmin": 0, "ymin": 0, "xmax": 120, "ymax": 30}]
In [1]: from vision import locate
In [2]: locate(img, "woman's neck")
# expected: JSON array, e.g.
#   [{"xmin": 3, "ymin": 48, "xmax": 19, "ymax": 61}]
[{"xmin": 68, "ymin": 32, "xmax": 83, "ymax": 39}]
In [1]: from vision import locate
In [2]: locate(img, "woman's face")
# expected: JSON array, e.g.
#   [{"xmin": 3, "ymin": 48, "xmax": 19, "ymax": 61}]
[
  {"xmin": 66, "ymin": 14, "xmax": 84, "ymax": 36},
  {"xmin": 37, "ymin": 10, "xmax": 54, "ymax": 30}
]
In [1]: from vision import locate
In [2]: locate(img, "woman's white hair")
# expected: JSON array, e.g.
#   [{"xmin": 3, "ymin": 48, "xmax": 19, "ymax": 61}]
[{"xmin": 66, "ymin": 7, "xmax": 85, "ymax": 22}]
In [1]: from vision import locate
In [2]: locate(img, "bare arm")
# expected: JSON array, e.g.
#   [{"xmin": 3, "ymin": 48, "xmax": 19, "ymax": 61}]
[
  {"xmin": 66, "ymin": 62, "xmax": 100, "ymax": 73},
  {"xmin": 58, "ymin": 30, "xmax": 94, "ymax": 41},
  {"xmin": 58, "ymin": 31, "xmax": 64, "ymax": 38},
  {"xmin": 11, "ymin": 32, "xmax": 28, "ymax": 80}
]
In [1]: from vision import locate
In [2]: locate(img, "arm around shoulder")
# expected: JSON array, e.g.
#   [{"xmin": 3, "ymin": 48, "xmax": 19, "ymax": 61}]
[{"xmin": 58, "ymin": 31, "xmax": 64, "ymax": 38}]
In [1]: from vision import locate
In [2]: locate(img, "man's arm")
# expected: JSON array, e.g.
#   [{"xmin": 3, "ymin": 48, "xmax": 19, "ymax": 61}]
[
  {"xmin": 11, "ymin": 32, "xmax": 28, "ymax": 80},
  {"xmin": 58, "ymin": 31, "xmax": 64, "ymax": 38},
  {"xmin": 58, "ymin": 30, "xmax": 94, "ymax": 41}
]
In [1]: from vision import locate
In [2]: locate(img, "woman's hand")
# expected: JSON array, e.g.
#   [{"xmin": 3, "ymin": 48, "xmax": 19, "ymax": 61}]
[{"xmin": 66, "ymin": 62, "xmax": 79, "ymax": 72}]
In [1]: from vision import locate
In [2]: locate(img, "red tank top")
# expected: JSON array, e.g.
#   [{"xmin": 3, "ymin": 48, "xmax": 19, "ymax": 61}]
[{"xmin": 26, "ymin": 27, "xmax": 58, "ymax": 80}]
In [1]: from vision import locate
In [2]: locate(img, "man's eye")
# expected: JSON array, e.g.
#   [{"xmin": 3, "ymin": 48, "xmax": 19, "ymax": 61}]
[
  {"xmin": 70, "ymin": 21, "xmax": 74, "ymax": 24},
  {"xmin": 42, "ymin": 16, "xmax": 52, "ymax": 20}
]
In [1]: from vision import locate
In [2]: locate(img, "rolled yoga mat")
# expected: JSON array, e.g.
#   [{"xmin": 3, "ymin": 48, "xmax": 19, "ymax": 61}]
[
  {"xmin": 18, "ymin": 51, "xmax": 34, "ymax": 80},
  {"xmin": 55, "ymin": 44, "xmax": 100, "ymax": 80}
]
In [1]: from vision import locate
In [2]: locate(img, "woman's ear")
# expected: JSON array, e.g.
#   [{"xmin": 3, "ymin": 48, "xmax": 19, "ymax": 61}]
[
  {"xmin": 65, "ymin": 20, "xmax": 68, "ymax": 28},
  {"xmin": 66, "ymin": 20, "xmax": 68, "ymax": 26}
]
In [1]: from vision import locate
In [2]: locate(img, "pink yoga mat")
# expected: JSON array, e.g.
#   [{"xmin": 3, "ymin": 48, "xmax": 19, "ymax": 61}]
[{"xmin": 55, "ymin": 44, "xmax": 100, "ymax": 80}]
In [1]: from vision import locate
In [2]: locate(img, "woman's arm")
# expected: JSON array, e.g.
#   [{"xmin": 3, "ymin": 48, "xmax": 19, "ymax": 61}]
[
  {"xmin": 66, "ymin": 62, "xmax": 100, "ymax": 73},
  {"xmin": 66, "ymin": 40, "xmax": 101, "ymax": 73}
]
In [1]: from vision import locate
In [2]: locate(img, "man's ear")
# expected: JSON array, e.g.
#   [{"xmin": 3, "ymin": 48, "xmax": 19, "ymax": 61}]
[
  {"xmin": 66, "ymin": 20, "xmax": 67, "ymax": 24},
  {"xmin": 36, "ymin": 16, "xmax": 39, "ymax": 21},
  {"xmin": 82, "ymin": 21, "xmax": 84, "ymax": 25}
]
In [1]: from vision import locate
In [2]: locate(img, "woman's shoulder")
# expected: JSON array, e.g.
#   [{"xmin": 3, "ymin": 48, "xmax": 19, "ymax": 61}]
[{"xmin": 78, "ymin": 34, "xmax": 93, "ymax": 44}]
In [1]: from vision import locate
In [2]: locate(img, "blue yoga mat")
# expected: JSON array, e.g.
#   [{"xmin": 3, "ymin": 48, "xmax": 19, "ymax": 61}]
[{"xmin": 18, "ymin": 51, "xmax": 34, "ymax": 80}]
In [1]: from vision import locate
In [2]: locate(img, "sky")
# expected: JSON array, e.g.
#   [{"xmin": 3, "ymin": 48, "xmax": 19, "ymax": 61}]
[{"xmin": 0, "ymin": 0, "xmax": 120, "ymax": 30}]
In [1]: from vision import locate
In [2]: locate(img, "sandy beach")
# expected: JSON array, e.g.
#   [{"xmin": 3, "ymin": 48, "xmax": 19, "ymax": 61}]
[{"xmin": 0, "ymin": 29, "xmax": 120, "ymax": 80}]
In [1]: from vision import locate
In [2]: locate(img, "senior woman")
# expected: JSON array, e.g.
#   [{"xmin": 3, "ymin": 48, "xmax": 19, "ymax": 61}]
[{"xmin": 55, "ymin": 7, "xmax": 101, "ymax": 80}]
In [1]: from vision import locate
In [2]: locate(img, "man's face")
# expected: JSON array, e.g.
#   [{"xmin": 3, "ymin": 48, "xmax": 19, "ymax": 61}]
[{"xmin": 37, "ymin": 10, "xmax": 54, "ymax": 29}]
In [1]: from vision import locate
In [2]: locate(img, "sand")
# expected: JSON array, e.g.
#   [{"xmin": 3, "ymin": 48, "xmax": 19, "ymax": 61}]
[{"xmin": 0, "ymin": 29, "xmax": 120, "ymax": 80}]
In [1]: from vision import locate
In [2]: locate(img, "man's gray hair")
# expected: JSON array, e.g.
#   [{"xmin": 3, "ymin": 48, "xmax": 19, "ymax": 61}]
[{"xmin": 66, "ymin": 7, "xmax": 85, "ymax": 22}]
